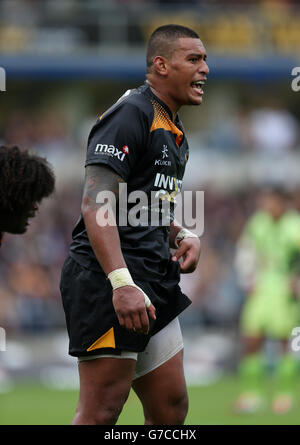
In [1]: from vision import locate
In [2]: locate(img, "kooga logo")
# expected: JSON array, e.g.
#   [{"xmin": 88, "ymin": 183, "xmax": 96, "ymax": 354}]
[{"xmin": 94, "ymin": 144, "xmax": 126, "ymax": 161}]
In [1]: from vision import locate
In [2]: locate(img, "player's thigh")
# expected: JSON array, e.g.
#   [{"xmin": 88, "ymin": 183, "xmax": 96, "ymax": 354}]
[
  {"xmin": 266, "ymin": 300, "xmax": 299, "ymax": 339},
  {"xmin": 240, "ymin": 296, "xmax": 266, "ymax": 338},
  {"xmin": 77, "ymin": 357, "xmax": 136, "ymax": 413},
  {"xmin": 132, "ymin": 349, "xmax": 188, "ymax": 423}
]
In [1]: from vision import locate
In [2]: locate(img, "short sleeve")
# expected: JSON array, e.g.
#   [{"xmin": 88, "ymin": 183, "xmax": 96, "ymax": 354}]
[{"xmin": 85, "ymin": 102, "xmax": 148, "ymax": 181}]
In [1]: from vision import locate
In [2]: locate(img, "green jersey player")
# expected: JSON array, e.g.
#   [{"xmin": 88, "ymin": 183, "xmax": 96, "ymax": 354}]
[{"xmin": 235, "ymin": 187, "xmax": 300, "ymax": 414}]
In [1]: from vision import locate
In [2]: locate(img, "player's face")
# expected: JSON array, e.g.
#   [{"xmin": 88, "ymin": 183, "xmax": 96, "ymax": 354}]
[
  {"xmin": 166, "ymin": 37, "xmax": 209, "ymax": 108},
  {"xmin": 261, "ymin": 194, "xmax": 286, "ymax": 220},
  {"xmin": 0, "ymin": 202, "xmax": 38, "ymax": 234}
]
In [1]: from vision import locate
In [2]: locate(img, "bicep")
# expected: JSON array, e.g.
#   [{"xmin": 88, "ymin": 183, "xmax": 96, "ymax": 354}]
[{"xmin": 82, "ymin": 164, "xmax": 125, "ymax": 212}]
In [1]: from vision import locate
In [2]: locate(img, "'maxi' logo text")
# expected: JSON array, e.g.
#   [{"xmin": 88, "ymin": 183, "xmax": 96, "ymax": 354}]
[{"xmin": 94, "ymin": 144, "xmax": 128, "ymax": 161}]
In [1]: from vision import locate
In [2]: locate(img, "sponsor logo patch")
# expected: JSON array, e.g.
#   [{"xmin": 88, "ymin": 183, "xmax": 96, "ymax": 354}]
[
  {"xmin": 154, "ymin": 173, "xmax": 182, "ymax": 192},
  {"xmin": 154, "ymin": 144, "xmax": 171, "ymax": 166},
  {"xmin": 94, "ymin": 144, "xmax": 128, "ymax": 161}
]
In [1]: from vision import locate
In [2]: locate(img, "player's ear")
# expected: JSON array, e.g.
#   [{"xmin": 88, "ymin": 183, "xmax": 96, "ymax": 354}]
[{"xmin": 153, "ymin": 56, "xmax": 168, "ymax": 77}]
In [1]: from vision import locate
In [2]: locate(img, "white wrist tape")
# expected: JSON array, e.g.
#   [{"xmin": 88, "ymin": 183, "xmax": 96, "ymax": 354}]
[
  {"xmin": 175, "ymin": 228, "xmax": 198, "ymax": 248},
  {"xmin": 108, "ymin": 268, "xmax": 151, "ymax": 308}
]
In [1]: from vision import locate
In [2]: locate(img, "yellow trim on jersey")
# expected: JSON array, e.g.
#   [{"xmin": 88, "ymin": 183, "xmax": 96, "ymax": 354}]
[
  {"xmin": 150, "ymin": 99, "xmax": 183, "ymax": 147},
  {"xmin": 87, "ymin": 327, "xmax": 116, "ymax": 351}
]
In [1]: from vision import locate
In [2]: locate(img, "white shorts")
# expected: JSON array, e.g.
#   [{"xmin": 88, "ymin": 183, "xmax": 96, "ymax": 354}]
[{"xmin": 78, "ymin": 317, "xmax": 183, "ymax": 380}]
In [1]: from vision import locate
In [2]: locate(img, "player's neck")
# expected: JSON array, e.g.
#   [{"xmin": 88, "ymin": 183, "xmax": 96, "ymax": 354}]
[
  {"xmin": 271, "ymin": 211, "xmax": 285, "ymax": 221},
  {"xmin": 147, "ymin": 82, "xmax": 179, "ymax": 122}
]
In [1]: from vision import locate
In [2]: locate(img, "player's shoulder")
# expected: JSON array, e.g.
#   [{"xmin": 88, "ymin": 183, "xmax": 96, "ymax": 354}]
[
  {"xmin": 284, "ymin": 209, "xmax": 300, "ymax": 221},
  {"xmin": 99, "ymin": 84, "xmax": 152, "ymax": 123},
  {"xmin": 282, "ymin": 209, "xmax": 300, "ymax": 231},
  {"xmin": 247, "ymin": 210, "xmax": 270, "ymax": 226},
  {"xmin": 87, "ymin": 85, "xmax": 153, "ymax": 146},
  {"xmin": 279, "ymin": 210, "xmax": 300, "ymax": 246},
  {"xmin": 243, "ymin": 210, "xmax": 271, "ymax": 236}
]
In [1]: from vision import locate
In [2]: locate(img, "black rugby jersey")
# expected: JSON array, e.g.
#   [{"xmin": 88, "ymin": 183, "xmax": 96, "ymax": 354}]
[{"xmin": 70, "ymin": 83, "xmax": 189, "ymax": 281}]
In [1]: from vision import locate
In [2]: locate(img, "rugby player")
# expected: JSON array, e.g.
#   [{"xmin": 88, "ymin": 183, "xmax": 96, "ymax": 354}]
[
  {"xmin": 0, "ymin": 145, "xmax": 55, "ymax": 244},
  {"xmin": 234, "ymin": 187, "xmax": 300, "ymax": 414},
  {"xmin": 60, "ymin": 24, "xmax": 208, "ymax": 425}
]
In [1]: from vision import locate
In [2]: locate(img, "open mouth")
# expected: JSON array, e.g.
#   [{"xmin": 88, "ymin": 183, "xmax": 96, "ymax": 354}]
[{"xmin": 191, "ymin": 80, "xmax": 205, "ymax": 93}]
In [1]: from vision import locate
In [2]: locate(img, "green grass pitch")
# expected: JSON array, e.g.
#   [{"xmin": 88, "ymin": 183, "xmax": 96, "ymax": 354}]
[{"xmin": 0, "ymin": 377, "xmax": 300, "ymax": 425}]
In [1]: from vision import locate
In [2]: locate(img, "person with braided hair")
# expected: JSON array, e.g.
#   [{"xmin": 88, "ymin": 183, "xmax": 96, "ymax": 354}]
[{"xmin": 0, "ymin": 145, "xmax": 55, "ymax": 242}]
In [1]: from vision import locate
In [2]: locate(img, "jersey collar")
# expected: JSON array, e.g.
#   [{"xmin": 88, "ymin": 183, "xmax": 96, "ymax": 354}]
[{"xmin": 144, "ymin": 81, "xmax": 179, "ymax": 124}]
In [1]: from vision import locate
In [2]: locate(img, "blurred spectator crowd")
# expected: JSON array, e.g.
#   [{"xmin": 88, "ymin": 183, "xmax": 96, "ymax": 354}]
[
  {"xmin": 0, "ymin": 0, "xmax": 300, "ymax": 55},
  {"xmin": 196, "ymin": 104, "xmax": 300, "ymax": 156}
]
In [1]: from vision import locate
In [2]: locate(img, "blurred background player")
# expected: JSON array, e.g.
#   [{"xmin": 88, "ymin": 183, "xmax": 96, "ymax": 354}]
[
  {"xmin": 0, "ymin": 145, "xmax": 55, "ymax": 241},
  {"xmin": 234, "ymin": 187, "xmax": 300, "ymax": 414}
]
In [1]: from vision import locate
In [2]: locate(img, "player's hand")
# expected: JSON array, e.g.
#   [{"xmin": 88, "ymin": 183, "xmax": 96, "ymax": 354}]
[
  {"xmin": 113, "ymin": 286, "xmax": 156, "ymax": 335},
  {"xmin": 172, "ymin": 237, "xmax": 201, "ymax": 273},
  {"xmin": 245, "ymin": 283, "xmax": 256, "ymax": 296}
]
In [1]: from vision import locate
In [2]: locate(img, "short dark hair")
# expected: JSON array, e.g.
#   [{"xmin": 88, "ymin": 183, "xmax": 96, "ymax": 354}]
[
  {"xmin": 146, "ymin": 24, "xmax": 200, "ymax": 74},
  {"xmin": 0, "ymin": 145, "xmax": 55, "ymax": 214},
  {"xmin": 262, "ymin": 184, "xmax": 290, "ymax": 199}
]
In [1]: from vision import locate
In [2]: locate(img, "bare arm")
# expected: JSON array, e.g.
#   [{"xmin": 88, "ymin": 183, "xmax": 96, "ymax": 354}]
[
  {"xmin": 81, "ymin": 164, "xmax": 155, "ymax": 334},
  {"xmin": 81, "ymin": 164, "xmax": 127, "ymax": 274}
]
